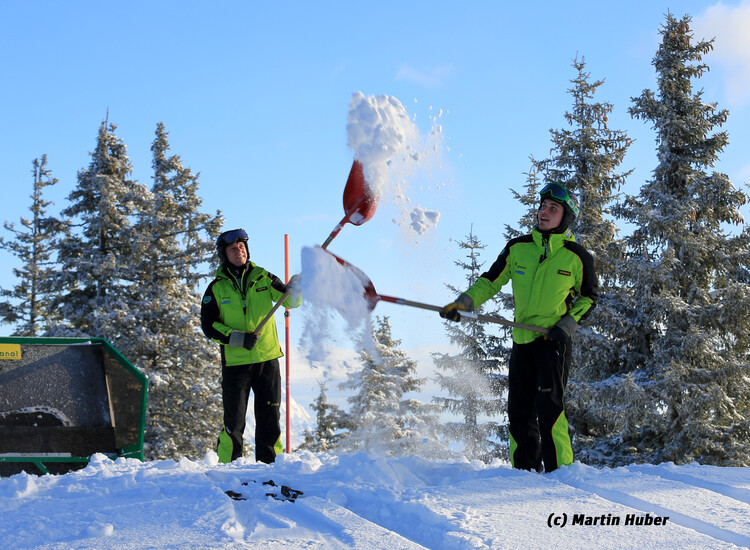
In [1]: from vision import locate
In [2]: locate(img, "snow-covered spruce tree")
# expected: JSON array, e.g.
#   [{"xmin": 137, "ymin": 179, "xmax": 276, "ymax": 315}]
[
  {"xmin": 433, "ymin": 227, "xmax": 509, "ymax": 462},
  {"xmin": 0, "ymin": 156, "xmax": 69, "ymax": 335},
  {"xmin": 49, "ymin": 120, "xmax": 148, "ymax": 338},
  {"xmin": 338, "ymin": 316, "xmax": 445, "ymax": 457},
  {"xmin": 116, "ymin": 123, "xmax": 224, "ymax": 460},
  {"xmin": 612, "ymin": 13, "xmax": 750, "ymax": 465},
  {"xmin": 297, "ymin": 381, "xmax": 351, "ymax": 452},
  {"xmin": 530, "ymin": 57, "xmax": 634, "ymax": 464}
]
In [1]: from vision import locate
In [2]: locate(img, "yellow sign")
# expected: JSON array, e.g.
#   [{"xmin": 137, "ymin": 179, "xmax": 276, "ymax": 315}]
[{"xmin": 0, "ymin": 343, "xmax": 21, "ymax": 360}]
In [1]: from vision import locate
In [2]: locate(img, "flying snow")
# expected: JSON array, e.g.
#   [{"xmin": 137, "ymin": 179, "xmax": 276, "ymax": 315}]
[
  {"xmin": 300, "ymin": 246, "xmax": 371, "ymax": 328},
  {"xmin": 409, "ymin": 206, "xmax": 441, "ymax": 235},
  {"xmin": 300, "ymin": 92, "xmax": 448, "ymax": 361},
  {"xmin": 299, "ymin": 246, "xmax": 373, "ymax": 362},
  {"xmin": 346, "ymin": 91, "xmax": 443, "ymax": 235}
]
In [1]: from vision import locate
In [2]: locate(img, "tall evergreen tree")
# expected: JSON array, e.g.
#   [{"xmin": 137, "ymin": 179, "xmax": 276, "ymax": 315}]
[
  {"xmin": 529, "ymin": 57, "xmax": 634, "ymax": 463},
  {"xmin": 50, "ymin": 120, "xmax": 148, "ymax": 338},
  {"xmin": 611, "ymin": 13, "xmax": 750, "ymax": 465},
  {"xmin": 0, "ymin": 156, "xmax": 68, "ymax": 335},
  {"xmin": 433, "ymin": 228, "xmax": 509, "ymax": 461},
  {"xmin": 116, "ymin": 123, "xmax": 224, "ymax": 459},
  {"xmin": 338, "ymin": 316, "xmax": 444, "ymax": 457}
]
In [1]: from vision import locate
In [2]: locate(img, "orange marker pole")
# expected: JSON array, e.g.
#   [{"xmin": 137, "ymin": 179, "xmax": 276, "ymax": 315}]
[{"xmin": 284, "ymin": 234, "xmax": 291, "ymax": 453}]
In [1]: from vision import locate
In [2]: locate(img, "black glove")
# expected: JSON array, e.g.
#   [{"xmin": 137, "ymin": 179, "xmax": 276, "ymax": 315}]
[
  {"xmin": 242, "ymin": 332, "xmax": 259, "ymax": 351},
  {"xmin": 546, "ymin": 325, "xmax": 570, "ymax": 344},
  {"xmin": 229, "ymin": 331, "xmax": 259, "ymax": 351},
  {"xmin": 439, "ymin": 293, "xmax": 474, "ymax": 322},
  {"xmin": 546, "ymin": 315, "xmax": 578, "ymax": 344}
]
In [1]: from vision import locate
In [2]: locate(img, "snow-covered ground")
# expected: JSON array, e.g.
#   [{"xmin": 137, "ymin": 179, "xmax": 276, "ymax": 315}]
[{"xmin": 2, "ymin": 452, "xmax": 750, "ymax": 549}]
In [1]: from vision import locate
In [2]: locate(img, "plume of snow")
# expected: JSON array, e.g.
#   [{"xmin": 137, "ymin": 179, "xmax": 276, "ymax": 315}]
[{"xmin": 346, "ymin": 92, "xmax": 443, "ymax": 235}]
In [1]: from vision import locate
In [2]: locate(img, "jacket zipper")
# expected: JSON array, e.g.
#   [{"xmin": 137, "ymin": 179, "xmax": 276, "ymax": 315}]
[
  {"xmin": 229, "ymin": 270, "xmax": 248, "ymax": 313},
  {"xmin": 539, "ymin": 235, "xmax": 549, "ymax": 263}
]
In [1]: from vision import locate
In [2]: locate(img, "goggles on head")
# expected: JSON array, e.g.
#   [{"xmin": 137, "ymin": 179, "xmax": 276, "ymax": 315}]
[
  {"xmin": 540, "ymin": 183, "xmax": 579, "ymax": 217},
  {"xmin": 218, "ymin": 228, "xmax": 248, "ymax": 246}
]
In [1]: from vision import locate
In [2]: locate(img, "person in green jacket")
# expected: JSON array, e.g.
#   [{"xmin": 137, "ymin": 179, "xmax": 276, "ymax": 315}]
[
  {"xmin": 441, "ymin": 183, "xmax": 598, "ymax": 472},
  {"xmin": 201, "ymin": 228, "xmax": 302, "ymax": 464}
]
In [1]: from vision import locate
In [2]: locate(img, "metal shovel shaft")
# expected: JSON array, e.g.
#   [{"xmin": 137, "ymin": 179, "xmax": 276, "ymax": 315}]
[
  {"xmin": 370, "ymin": 293, "xmax": 548, "ymax": 335},
  {"xmin": 319, "ymin": 247, "xmax": 549, "ymax": 335},
  {"xmin": 253, "ymin": 289, "xmax": 290, "ymax": 336}
]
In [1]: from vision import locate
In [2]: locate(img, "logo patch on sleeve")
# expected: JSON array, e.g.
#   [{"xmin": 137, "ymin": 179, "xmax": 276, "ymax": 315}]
[{"xmin": 558, "ymin": 270, "xmax": 572, "ymax": 276}]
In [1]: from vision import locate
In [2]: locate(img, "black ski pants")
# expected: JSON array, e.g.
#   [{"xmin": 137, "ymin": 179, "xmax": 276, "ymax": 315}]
[
  {"xmin": 221, "ymin": 359, "xmax": 281, "ymax": 464},
  {"xmin": 507, "ymin": 337, "xmax": 573, "ymax": 473}
]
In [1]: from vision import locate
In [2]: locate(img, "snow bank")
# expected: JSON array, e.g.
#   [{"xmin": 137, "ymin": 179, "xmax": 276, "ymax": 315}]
[{"xmin": 3, "ymin": 453, "xmax": 750, "ymax": 549}]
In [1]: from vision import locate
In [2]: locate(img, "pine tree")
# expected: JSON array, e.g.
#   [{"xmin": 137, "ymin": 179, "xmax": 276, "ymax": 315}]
[
  {"xmin": 433, "ymin": 228, "xmax": 509, "ymax": 461},
  {"xmin": 611, "ymin": 13, "xmax": 750, "ymax": 465},
  {"xmin": 0, "ymin": 156, "xmax": 68, "ymax": 335},
  {"xmin": 528, "ymin": 57, "xmax": 634, "ymax": 463},
  {"xmin": 338, "ymin": 316, "xmax": 444, "ymax": 457},
  {"xmin": 298, "ymin": 381, "xmax": 351, "ymax": 452},
  {"xmin": 115, "ymin": 123, "xmax": 225, "ymax": 459},
  {"xmin": 50, "ymin": 119, "xmax": 148, "ymax": 338}
]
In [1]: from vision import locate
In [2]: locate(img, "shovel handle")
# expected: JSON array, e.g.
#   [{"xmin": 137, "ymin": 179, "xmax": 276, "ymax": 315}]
[
  {"xmin": 321, "ymin": 215, "xmax": 349, "ymax": 250},
  {"xmin": 371, "ymin": 293, "xmax": 549, "ymax": 335},
  {"xmin": 322, "ymin": 192, "xmax": 368, "ymax": 249},
  {"xmin": 458, "ymin": 310, "xmax": 549, "ymax": 335},
  {"xmin": 252, "ymin": 289, "xmax": 291, "ymax": 336}
]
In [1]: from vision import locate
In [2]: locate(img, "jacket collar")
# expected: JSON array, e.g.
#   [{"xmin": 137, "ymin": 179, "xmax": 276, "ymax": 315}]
[
  {"xmin": 215, "ymin": 261, "xmax": 255, "ymax": 280},
  {"xmin": 532, "ymin": 226, "xmax": 575, "ymax": 254}
]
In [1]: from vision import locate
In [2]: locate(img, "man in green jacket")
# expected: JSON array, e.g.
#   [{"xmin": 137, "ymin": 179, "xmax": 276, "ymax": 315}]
[
  {"xmin": 201, "ymin": 228, "xmax": 301, "ymax": 464},
  {"xmin": 441, "ymin": 183, "xmax": 598, "ymax": 472}
]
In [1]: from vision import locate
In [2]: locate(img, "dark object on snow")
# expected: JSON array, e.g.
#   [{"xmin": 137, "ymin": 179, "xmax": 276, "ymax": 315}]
[
  {"xmin": 262, "ymin": 479, "xmax": 304, "ymax": 502},
  {"xmin": 0, "ymin": 337, "xmax": 148, "ymax": 476},
  {"xmin": 224, "ymin": 479, "xmax": 304, "ymax": 502},
  {"xmin": 224, "ymin": 490, "xmax": 246, "ymax": 501}
]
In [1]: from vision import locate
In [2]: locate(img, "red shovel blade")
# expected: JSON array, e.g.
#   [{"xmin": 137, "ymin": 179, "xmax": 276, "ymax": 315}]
[
  {"xmin": 321, "ymin": 160, "xmax": 378, "ymax": 249},
  {"xmin": 316, "ymin": 246, "xmax": 380, "ymax": 311},
  {"xmin": 342, "ymin": 159, "xmax": 377, "ymax": 226}
]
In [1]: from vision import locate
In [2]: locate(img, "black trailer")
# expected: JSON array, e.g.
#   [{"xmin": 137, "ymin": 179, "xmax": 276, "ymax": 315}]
[{"xmin": 0, "ymin": 337, "xmax": 148, "ymax": 475}]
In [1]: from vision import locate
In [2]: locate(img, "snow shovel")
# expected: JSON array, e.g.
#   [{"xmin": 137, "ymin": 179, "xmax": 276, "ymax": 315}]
[
  {"xmin": 322, "ymin": 247, "xmax": 549, "ymax": 335},
  {"xmin": 252, "ymin": 161, "xmax": 375, "ymax": 339},
  {"xmin": 321, "ymin": 159, "xmax": 377, "ymax": 249}
]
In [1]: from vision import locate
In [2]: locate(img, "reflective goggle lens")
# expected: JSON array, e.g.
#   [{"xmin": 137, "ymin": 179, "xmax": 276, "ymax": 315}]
[
  {"xmin": 220, "ymin": 229, "xmax": 248, "ymax": 245},
  {"xmin": 540, "ymin": 183, "xmax": 569, "ymax": 201}
]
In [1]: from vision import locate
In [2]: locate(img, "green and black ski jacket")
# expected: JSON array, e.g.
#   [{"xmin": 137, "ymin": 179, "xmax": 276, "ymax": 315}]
[
  {"xmin": 201, "ymin": 262, "xmax": 301, "ymax": 366},
  {"xmin": 465, "ymin": 228, "xmax": 598, "ymax": 344}
]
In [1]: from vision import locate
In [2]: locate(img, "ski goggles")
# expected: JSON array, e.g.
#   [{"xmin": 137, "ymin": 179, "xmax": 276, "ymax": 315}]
[
  {"xmin": 218, "ymin": 228, "xmax": 248, "ymax": 245},
  {"xmin": 540, "ymin": 183, "xmax": 579, "ymax": 217}
]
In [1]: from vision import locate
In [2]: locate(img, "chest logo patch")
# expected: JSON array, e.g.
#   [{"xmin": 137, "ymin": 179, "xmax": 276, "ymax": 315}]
[{"xmin": 558, "ymin": 270, "xmax": 572, "ymax": 276}]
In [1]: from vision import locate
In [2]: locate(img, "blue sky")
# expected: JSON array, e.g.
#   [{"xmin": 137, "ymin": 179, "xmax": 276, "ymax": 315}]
[{"xmin": 1, "ymin": 1, "xmax": 749, "ymax": 362}]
